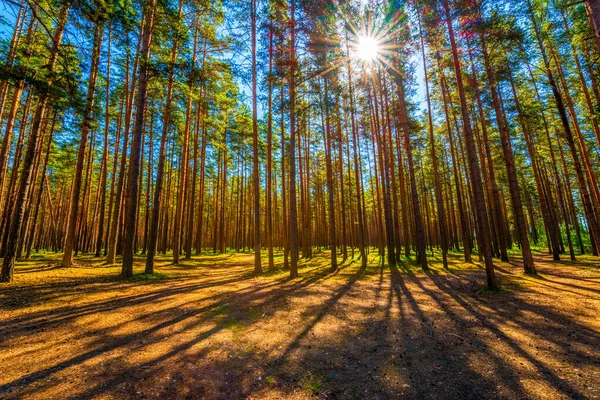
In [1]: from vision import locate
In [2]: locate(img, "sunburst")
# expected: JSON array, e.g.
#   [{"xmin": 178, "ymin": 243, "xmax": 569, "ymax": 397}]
[
  {"xmin": 304, "ymin": 3, "xmax": 408, "ymax": 81},
  {"xmin": 355, "ymin": 34, "xmax": 380, "ymax": 62}
]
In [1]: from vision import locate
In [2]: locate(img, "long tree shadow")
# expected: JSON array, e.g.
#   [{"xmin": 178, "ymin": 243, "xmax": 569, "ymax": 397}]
[
  {"xmin": 0, "ymin": 253, "xmax": 336, "ymax": 334},
  {"xmin": 387, "ymin": 263, "xmax": 526, "ymax": 399},
  {"xmin": 423, "ymin": 272, "xmax": 591, "ymax": 399},
  {"xmin": 52, "ymin": 260, "xmax": 343, "ymax": 399},
  {"xmin": 239, "ymin": 261, "xmax": 524, "ymax": 399},
  {"xmin": 0, "ymin": 255, "xmax": 341, "ymax": 398},
  {"xmin": 0, "ymin": 275, "xmax": 250, "ymax": 333},
  {"xmin": 529, "ymin": 272, "xmax": 600, "ymax": 295},
  {"xmin": 239, "ymin": 261, "xmax": 378, "ymax": 399},
  {"xmin": 2, "ymin": 252, "xmax": 598, "ymax": 399}
]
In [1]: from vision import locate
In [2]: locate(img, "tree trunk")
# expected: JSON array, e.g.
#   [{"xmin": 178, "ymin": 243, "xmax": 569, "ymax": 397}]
[
  {"xmin": 121, "ymin": 0, "xmax": 156, "ymax": 278},
  {"xmin": 479, "ymin": 32, "xmax": 535, "ymax": 274},
  {"xmin": 443, "ymin": 0, "xmax": 496, "ymax": 289},
  {"xmin": 63, "ymin": 23, "xmax": 104, "ymax": 267},
  {"xmin": 288, "ymin": 0, "xmax": 299, "ymax": 278},
  {"xmin": 323, "ymin": 79, "xmax": 338, "ymax": 272},
  {"xmin": 1, "ymin": 5, "xmax": 69, "ymax": 282},
  {"xmin": 530, "ymin": 4, "xmax": 600, "ymax": 256},
  {"xmin": 251, "ymin": 0, "xmax": 262, "ymax": 274},
  {"xmin": 419, "ymin": 17, "xmax": 448, "ymax": 269},
  {"xmin": 266, "ymin": 21, "xmax": 275, "ymax": 271}
]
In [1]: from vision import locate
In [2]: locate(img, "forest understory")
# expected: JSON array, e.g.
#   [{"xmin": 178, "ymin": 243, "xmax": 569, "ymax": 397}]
[
  {"xmin": 1, "ymin": 250, "xmax": 599, "ymax": 400},
  {"xmin": 2, "ymin": 0, "xmax": 600, "ymax": 397}
]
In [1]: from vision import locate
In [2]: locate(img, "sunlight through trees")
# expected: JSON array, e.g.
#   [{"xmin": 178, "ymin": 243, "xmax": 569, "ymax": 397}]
[{"xmin": 0, "ymin": 0, "xmax": 599, "ymax": 288}]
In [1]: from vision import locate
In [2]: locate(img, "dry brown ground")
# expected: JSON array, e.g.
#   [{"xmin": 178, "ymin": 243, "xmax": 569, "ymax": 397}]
[{"xmin": 0, "ymin": 249, "xmax": 599, "ymax": 400}]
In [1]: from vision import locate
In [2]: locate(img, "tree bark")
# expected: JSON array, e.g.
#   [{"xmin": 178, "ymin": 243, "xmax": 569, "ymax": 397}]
[
  {"xmin": 121, "ymin": 0, "xmax": 156, "ymax": 278},
  {"xmin": 288, "ymin": 0, "xmax": 299, "ymax": 278},
  {"xmin": 63, "ymin": 23, "xmax": 104, "ymax": 267},
  {"xmin": 251, "ymin": 0, "xmax": 262, "ymax": 274},
  {"xmin": 1, "ymin": 5, "xmax": 69, "ymax": 282},
  {"xmin": 443, "ymin": 0, "xmax": 496, "ymax": 289}
]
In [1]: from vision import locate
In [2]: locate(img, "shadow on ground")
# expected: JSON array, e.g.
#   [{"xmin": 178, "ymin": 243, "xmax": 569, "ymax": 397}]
[{"xmin": 0, "ymin": 250, "xmax": 599, "ymax": 399}]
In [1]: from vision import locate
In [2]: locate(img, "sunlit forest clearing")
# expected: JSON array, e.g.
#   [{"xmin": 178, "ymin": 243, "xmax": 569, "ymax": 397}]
[
  {"xmin": 0, "ymin": 250, "xmax": 598, "ymax": 399},
  {"xmin": 1, "ymin": 0, "xmax": 600, "ymax": 398}
]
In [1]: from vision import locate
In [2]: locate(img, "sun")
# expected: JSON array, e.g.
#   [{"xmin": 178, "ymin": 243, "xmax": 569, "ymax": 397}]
[{"xmin": 356, "ymin": 35, "xmax": 380, "ymax": 62}]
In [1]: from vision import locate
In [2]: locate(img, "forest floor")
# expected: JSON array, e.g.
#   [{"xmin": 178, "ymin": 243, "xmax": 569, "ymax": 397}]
[{"xmin": 0, "ymin": 249, "xmax": 599, "ymax": 400}]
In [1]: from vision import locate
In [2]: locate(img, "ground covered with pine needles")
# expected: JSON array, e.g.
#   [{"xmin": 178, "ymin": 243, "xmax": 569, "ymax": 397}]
[{"xmin": 1, "ymin": 250, "xmax": 599, "ymax": 399}]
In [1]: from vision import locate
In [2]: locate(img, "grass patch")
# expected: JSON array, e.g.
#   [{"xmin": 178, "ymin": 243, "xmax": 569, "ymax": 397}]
[
  {"xmin": 128, "ymin": 272, "xmax": 170, "ymax": 282},
  {"xmin": 479, "ymin": 276, "xmax": 518, "ymax": 294},
  {"xmin": 300, "ymin": 374, "xmax": 324, "ymax": 395},
  {"xmin": 223, "ymin": 319, "xmax": 244, "ymax": 332}
]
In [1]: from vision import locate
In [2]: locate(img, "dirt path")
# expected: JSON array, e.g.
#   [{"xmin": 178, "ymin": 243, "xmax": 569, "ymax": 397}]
[{"xmin": 0, "ymin": 251, "xmax": 599, "ymax": 399}]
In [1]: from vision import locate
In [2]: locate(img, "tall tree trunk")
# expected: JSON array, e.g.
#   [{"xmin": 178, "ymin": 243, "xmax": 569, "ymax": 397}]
[
  {"xmin": 281, "ymin": 82, "xmax": 289, "ymax": 270},
  {"xmin": 530, "ymin": 4, "xmax": 600, "ymax": 255},
  {"xmin": 371, "ymin": 74, "xmax": 396, "ymax": 267},
  {"xmin": 121, "ymin": 0, "xmax": 156, "ymax": 278},
  {"xmin": 0, "ymin": 80, "xmax": 25, "ymax": 219},
  {"xmin": 251, "ymin": 0, "xmax": 262, "ymax": 274},
  {"xmin": 172, "ymin": 2, "xmax": 192, "ymax": 265},
  {"xmin": 525, "ymin": 64, "xmax": 564, "ymax": 259},
  {"xmin": 95, "ymin": 25, "xmax": 112, "ymax": 257},
  {"xmin": 288, "ymin": 0, "xmax": 299, "ymax": 278},
  {"xmin": 25, "ymin": 113, "xmax": 56, "ymax": 258},
  {"xmin": 145, "ymin": 28, "xmax": 181, "ymax": 272},
  {"xmin": 419, "ymin": 18, "xmax": 448, "ymax": 269},
  {"xmin": 323, "ymin": 79, "xmax": 338, "ymax": 272},
  {"xmin": 106, "ymin": 28, "xmax": 142, "ymax": 265},
  {"xmin": 195, "ymin": 108, "xmax": 208, "ymax": 254},
  {"xmin": 336, "ymin": 102, "xmax": 348, "ymax": 263},
  {"xmin": 63, "ymin": 23, "xmax": 104, "ymax": 267},
  {"xmin": 439, "ymin": 69, "xmax": 471, "ymax": 263},
  {"xmin": 443, "ymin": 0, "xmax": 497, "ymax": 289},
  {"xmin": 266, "ymin": 22, "xmax": 275, "ymax": 271},
  {"xmin": 465, "ymin": 39, "xmax": 508, "ymax": 262},
  {"xmin": 479, "ymin": 31, "xmax": 535, "ymax": 274},
  {"xmin": 1, "ymin": 5, "xmax": 69, "ymax": 282}
]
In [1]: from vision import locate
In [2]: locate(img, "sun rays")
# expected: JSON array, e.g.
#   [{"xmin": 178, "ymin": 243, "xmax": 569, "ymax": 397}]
[
  {"xmin": 305, "ymin": 3, "xmax": 409, "ymax": 82},
  {"xmin": 355, "ymin": 34, "xmax": 380, "ymax": 62}
]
